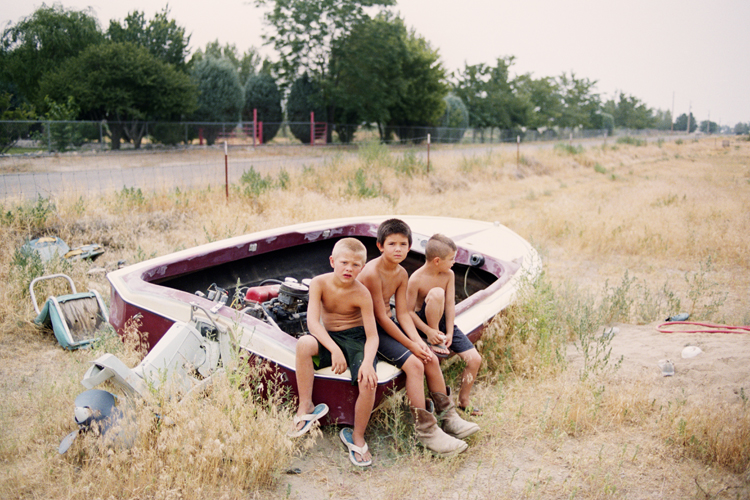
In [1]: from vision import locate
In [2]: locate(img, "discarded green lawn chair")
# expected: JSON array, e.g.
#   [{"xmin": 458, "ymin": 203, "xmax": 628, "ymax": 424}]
[{"xmin": 30, "ymin": 274, "xmax": 109, "ymax": 350}]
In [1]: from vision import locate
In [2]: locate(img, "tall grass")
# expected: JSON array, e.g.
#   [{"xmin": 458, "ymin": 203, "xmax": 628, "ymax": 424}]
[{"xmin": 1, "ymin": 139, "xmax": 749, "ymax": 498}]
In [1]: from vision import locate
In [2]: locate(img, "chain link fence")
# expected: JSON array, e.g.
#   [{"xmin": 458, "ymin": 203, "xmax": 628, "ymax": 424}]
[{"xmin": 1, "ymin": 119, "xmax": 682, "ymax": 202}]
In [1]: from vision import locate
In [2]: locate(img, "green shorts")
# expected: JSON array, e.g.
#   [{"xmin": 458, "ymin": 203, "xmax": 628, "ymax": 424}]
[{"xmin": 313, "ymin": 326, "xmax": 377, "ymax": 384}]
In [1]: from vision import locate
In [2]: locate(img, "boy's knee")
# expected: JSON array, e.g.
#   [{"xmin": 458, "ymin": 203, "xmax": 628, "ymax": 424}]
[
  {"xmin": 402, "ymin": 356, "xmax": 424, "ymax": 376},
  {"xmin": 358, "ymin": 379, "xmax": 377, "ymax": 395},
  {"xmin": 425, "ymin": 287, "xmax": 445, "ymax": 307},
  {"xmin": 296, "ymin": 335, "xmax": 318, "ymax": 356},
  {"xmin": 466, "ymin": 350, "xmax": 482, "ymax": 368}
]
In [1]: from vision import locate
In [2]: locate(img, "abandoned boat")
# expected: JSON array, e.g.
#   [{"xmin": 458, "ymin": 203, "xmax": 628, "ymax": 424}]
[{"xmin": 105, "ymin": 215, "xmax": 541, "ymax": 426}]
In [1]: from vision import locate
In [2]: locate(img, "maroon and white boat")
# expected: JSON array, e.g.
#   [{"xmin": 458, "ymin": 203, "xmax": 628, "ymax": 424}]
[{"xmin": 102, "ymin": 215, "xmax": 541, "ymax": 426}]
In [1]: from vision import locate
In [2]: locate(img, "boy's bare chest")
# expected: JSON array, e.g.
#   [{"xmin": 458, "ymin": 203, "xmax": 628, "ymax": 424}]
[{"xmin": 321, "ymin": 288, "xmax": 359, "ymax": 315}]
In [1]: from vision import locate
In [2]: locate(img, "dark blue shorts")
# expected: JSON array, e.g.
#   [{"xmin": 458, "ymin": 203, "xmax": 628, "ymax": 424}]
[
  {"xmin": 376, "ymin": 323, "xmax": 413, "ymax": 368},
  {"xmin": 416, "ymin": 308, "xmax": 474, "ymax": 354}
]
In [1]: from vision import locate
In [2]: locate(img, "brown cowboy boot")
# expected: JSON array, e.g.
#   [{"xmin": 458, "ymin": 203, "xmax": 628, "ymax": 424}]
[
  {"xmin": 412, "ymin": 407, "xmax": 468, "ymax": 456},
  {"xmin": 430, "ymin": 388, "xmax": 480, "ymax": 439}
]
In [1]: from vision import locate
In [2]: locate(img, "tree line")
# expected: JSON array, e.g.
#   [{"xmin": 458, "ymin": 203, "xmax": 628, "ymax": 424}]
[{"xmin": 1, "ymin": 2, "xmax": 744, "ymax": 152}]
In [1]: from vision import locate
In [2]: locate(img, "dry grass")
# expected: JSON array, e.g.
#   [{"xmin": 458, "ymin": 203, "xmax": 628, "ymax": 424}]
[{"xmin": 1, "ymin": 137, "xmax": 749, "ymax": 499}]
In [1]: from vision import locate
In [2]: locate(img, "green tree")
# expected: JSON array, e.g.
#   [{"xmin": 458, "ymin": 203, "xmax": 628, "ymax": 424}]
[
  {"xmin": 107, "ymin": 7, "xmax": 191, "ymax": 71},
  {"xmin": 190, "ymin": 41, "xmax": 261, "ymax": 85},
  {"xmin": 254, "ymin": 0, "xmax": 395, "ymax": 89},
  {"xmin": 286, "ymin": 73, "xmax": 326, "ymax": 144},
  {"xmin": 699, "ymin": 120, "xmax": 718, "ymax": 134},
  {"xmin": 556, "ymin": 72, "xmax": 601, "ymax": 129},
  {"xmin": 332, "ymin": 14, "xmax": 407, "ymax": 135},
  {"xmin": 733, "ymin": 122, "xmax": 749, "ymax": 135},
  {"xmin": 190, "ymin": 56, "xmax": 244, "ymax": 145},
  {"xmin": 435, "ymin": 94, "xmax": 469, "ymax": 143},
  {"xmin": 333, "ymin": 14, "xmax": 447, "ymax": 142},
  {"xmin": 40, "ymin": 42, "xmax": 197, "ymax": 149},
  {"xmin": 674, "ymin": 113, "xmax": 697, "ymax": 133},
  {"xmin": 654, "ymin": 109, "xmax": 672, "ymax": 130},
  {"xmin": 452, "ymin": 57, "xmax": 528, "ymax": 136},
  {"xmin": 0, "ymin": 92, "xmax": 35, "ymax": 153},
  {"xmin": 514, "ymin": 74, "xmax": 563, "ymax": 130},
  {"xmin": 242, "ymin": 73, "xmax": 282, "ymax": 142},
  {"xmin": 1, "ymin": 5, "xmax": 104, "ymax": 108},
  {"xmin": 604, "ymin": 92, "xmax": 655, "ymax": 129},
  {"xmin": 385, "ymin": 27, "xmax": 447, "ymax": 142}
]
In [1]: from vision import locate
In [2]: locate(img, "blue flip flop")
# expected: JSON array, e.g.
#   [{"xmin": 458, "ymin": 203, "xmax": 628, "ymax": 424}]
[
  {"xmin": 288, "ymin": 403, "xmax": 329, "ymax": 438},
  {"xmin": 339, "ymin": 427, "xmax": 372, "ymax": 467}
]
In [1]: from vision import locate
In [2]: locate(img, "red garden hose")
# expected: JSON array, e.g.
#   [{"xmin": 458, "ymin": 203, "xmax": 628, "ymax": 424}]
[{"xmin": 656, "ymin": 321, "xmax": 750, "ymax": 334}]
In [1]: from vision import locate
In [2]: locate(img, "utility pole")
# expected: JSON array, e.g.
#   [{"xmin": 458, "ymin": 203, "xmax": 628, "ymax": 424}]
[{"xmin": 687, "ymin": 102, "xmax": 691, "ymax": 133}]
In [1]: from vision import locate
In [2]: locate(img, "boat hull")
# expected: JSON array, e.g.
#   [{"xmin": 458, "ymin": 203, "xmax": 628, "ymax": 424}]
[{"xmin": 107, "ymin": 216, "xmax": 540, "ymax": 425}]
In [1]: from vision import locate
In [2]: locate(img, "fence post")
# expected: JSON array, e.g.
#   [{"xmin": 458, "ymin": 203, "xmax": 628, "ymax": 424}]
[
  {"xmin": 310, "ymin": 112, "xmax": 315, "ymax": 145},
  {"xmin": 253, "ymin": 108, "xmax": 257, "ymax": 148},
  {"xmin": 427, "ymin": 133, "xmax": 431, "ymax": 173},
  {"xmin": 224, "ymin": 141, "xmax": 229, "ymax": 201},
  {"xmin": 46, "ymin": 120, "xmax": 52, "ymax": 152},
  {"xmin": 517, "ymin": 135, "xmax": 520, "ymax": 168}
]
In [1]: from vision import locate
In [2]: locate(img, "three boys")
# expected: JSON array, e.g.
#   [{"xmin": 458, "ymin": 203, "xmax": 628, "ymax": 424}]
[{"xmin": 291, "ymin": 220, "xmax": 482, "ymax": 465}]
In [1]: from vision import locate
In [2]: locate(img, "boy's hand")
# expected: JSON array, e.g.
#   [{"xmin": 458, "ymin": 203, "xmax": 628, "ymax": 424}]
[
  {"xmin": 410, "ymin": 339, "xmax": 433, "ymax": 363},
  {"xmin": 358, "ymin": 363, "xmax": 378, "ymax": 389},
  {"xmin": 444, "ymin": 332, "xmax": 454, "ymax": 348},
  {"xmin": 331, "ymin": 348, "xmax": 348, "ymax": 375},
  {"xmin": 425, "ymin": 328, "xmax": 447, "ymax": 347}
]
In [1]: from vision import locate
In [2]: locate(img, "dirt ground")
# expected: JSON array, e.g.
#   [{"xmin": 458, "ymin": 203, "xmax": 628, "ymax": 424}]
[{"xmin": 272, "ymin": 322, "xmax": 750, "ymax": 500}]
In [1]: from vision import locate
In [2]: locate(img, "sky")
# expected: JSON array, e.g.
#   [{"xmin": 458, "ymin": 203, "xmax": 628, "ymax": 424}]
[{"xmin": 4, "ymin": 0, "xmax": 749, "ymax": 126}]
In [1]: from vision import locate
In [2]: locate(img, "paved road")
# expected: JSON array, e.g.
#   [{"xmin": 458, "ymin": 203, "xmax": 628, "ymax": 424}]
[{"xmin": 0, "ymin": 134, "xmax": 684, "ymax": 201}]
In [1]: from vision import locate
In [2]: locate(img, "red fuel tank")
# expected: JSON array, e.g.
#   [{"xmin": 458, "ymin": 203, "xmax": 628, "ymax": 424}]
[{"xmin": 244, "ymin": 284, "xmax": 281, "ymax": 303}]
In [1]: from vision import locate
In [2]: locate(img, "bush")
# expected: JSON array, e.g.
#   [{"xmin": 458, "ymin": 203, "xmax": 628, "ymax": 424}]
[
  {"xmin": 242, "ymin": 73, "xmax": 282, "ymax": 143},
  {"xmin": 286, "ymin": 74, "xmax": 326, "ymax": 144},
  {"xmin": 190, "ymin": 57, "xmax": 244, "ymax": 145}
]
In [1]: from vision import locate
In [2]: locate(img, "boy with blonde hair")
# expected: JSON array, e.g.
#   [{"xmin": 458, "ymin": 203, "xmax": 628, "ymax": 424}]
[
  {"xmin": 407, "ymin": 234, "xmax": 483, "ymax": 416},
  {"xmin": 290, "ymin": 238, "xmax": 379, "ymax": 467},
  {"xmin": 358, "ymin": 219, "xmax": 477, "ymax": 456}
]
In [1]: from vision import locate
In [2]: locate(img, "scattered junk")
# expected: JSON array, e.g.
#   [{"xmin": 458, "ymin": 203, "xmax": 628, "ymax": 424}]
[
  {"xmin": 681, "ymin": 345, "xmax": 703, "ymax": 358},
  {"xmin": 658, "ymin": 359, "xmax": 675, "ymax": 377},
  {"xmin": 30, "ymin": 273, "xmax": 109, "ymax": 350},
  {"xmin": 59, "ymin": 303, "xmax": 233, "ymax": 454},
  {"xmin": 21, "ymin": 236, "xmax": 104, "ymax": 262},
  {"xmin": 666, "ymin": 313, "xmax": 690, "ymax": 322}
]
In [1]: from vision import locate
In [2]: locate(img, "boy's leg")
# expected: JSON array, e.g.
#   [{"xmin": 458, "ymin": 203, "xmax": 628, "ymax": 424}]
[
  {"xmin": 401, "ymin": 356, "xmax": 427, "ymax": 410},
  {"xmin": 446, "ymin": 328, "xmax": 482, "ymax": 408},
  {"xmin": 423, "ymin": 287, "xmax": 446, "ymax": 331},
  {"xmin": 377, "ymin": 328, "xmax": 427, "ymax": 410},
  {"xmin": 457, "ymin": 348, "xmax": 482, "ymax": 408},
  {"xmin": 423, "ymin": 354, "xmax": 447, "ymax": 395},
  {"xmin": 351, "ymin": 377, "xmax": 376, "ymax": 463},
  {"xmin": 425, "ymin": 331, "xmax": 479, "ymax": 438},
  {"xmin": 294, "ymin": 335, "xmax": 320, "ymax": 428}
]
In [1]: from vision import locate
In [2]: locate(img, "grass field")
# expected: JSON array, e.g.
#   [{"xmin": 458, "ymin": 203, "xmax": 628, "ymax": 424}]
[{"xmin": 1, "ymin": 137, "xmax": 748, "ymax": 499}]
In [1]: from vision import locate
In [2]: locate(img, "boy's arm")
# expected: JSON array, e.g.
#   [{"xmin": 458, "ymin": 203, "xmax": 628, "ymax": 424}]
[
  {"xmin": 392, "ymin": 273, "xmax": 434, "ymax": 362},
  {"xmin": 357, "ymin": 288, "xmax": 379, "ymax": 389},
  {"xmin": 407, "ymin": 274, "xmax": 446, "ymax": 347},
  {"xmin": 360, "ymin": 270, "xmax": 432, "ymax": 364},
  {"xmin": 443, "ymin": 270, "xmax": 456, "ymax": 348},
  {"xmin": 306, "ymin": 277, "xmax": 347, "ymax": 374}
]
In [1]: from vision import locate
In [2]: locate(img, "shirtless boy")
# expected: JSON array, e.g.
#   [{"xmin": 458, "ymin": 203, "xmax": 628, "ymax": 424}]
[
  {"xmin": 407, "ymin": 234, "xmax": 484, "ymax": 416},
  {"xmin": 290, "ymin": 238, "xmax": 379, "ymax": 467},
  {"xmin": 358, "ymin": 219, "xmax": 477, "ymax": 455}
]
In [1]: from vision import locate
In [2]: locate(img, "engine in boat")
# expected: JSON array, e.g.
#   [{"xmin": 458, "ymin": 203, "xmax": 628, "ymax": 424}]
[{"xmin": 241, "ymin": 279, "xmax": 310, "ymax": 337}]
